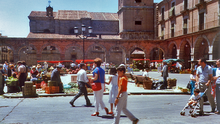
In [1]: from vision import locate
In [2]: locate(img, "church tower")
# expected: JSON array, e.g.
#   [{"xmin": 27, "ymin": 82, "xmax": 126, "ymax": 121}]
[
  {"xmin": 118, "ymin": 0, "xmax": 154, "ymax": 39},
  {"xmin": 46, "ymin": 0, "xmax": 53, "ymax": 17}
]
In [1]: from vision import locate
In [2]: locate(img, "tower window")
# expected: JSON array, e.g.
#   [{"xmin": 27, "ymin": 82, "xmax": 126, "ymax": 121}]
[
  {"xmin": 135, "ymin": 21, "xmax": 142, "ymax": 25},
  {"xmin": 135, "ymin": 0, "xmax": 141, "ymax": 3}
]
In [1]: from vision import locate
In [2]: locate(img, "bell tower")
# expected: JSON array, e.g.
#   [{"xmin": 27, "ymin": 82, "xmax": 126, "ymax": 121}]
[
  {"xmin": 118, "ymin": 0, "xmax": 154, "ymax": 39},
  {"xmin": 46, "ymin": 0, "xmax": 53, "ymax": 17}
]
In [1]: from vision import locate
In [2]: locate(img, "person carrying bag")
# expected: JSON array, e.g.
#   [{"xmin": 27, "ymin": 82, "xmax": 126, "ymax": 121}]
[{"xmin": 90, "ymin": 58, "xmax": 109, "ymax": 116}]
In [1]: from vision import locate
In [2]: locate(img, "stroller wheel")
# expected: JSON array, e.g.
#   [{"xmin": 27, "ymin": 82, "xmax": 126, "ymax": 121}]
[
  {"xmin": 180, "ymin": 111, "xmax": 185, "ymax": 116},
  {"xmin": 191, "ymin": 113, "xmax": 196, "ymax": 117},
  {"xmin": 189, "ymin": 110, "xmax": 193, "ymax": 114}
]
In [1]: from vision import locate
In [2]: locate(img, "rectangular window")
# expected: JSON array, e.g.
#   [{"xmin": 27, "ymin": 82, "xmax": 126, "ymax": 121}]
[
  {"xmin": 184, "ymin": 0, "xmax": 188, "ymax": 10},
  {"xmin": 135, "ymin": 0, "xmax": 141, "ymax": 3},
  {"xmin": 135, "ymin": 21, "xmax": 142, "ymax": 25},
  {"xmin": 162, "ymin": 8, "xmax": 165, "ymax": 20},
  {"xmin": 161, "ymin": 27, "xmax": 164, "ymax": 40},
  {"xmin": 171, "ymin": 2, "xmax": 175, "ymax": 16},
  {"xmin": 171, "ymin": 23, "xmax": 174, "ymax": 37},
  {"xmin": 199, "ymin": 13, "xmax": 204, "ymax": 30},
  {"xmin": 183, "ymin": 19, "xmax": 187, "ymax": 34}
]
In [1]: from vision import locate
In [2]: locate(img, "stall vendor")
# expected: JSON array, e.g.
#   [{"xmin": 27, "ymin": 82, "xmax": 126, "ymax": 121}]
[{"xmin": 30, "ymin": 66, "xmax": 39, "ymax": 81}]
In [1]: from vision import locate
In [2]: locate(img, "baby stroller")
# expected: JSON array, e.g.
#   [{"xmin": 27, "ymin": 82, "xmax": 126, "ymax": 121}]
[{"xmin": 180, "ymin": 88, "xmax": 208, "ymax": 117}]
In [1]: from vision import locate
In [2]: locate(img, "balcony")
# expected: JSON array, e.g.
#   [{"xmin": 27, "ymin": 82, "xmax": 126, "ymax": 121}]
[
  {"xmin": 158, "ymin": 15, "xmax": 165, "ymax": 24},
  {"xmin": 195, "ymin": 0, "xmax": 206, "ymax": 7},
  {"xmin": 180, "ymin": 5, "xmax": 189, "ymax": 14},
  {"xmin": 169, "ymin": 7, "xmax": 175, "ymax": 19}
]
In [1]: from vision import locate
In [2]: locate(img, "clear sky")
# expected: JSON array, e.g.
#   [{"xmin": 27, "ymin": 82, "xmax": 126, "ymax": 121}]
[{"xmin": 0, "ymin": 0, "xmax": 163, "ymax": 37}]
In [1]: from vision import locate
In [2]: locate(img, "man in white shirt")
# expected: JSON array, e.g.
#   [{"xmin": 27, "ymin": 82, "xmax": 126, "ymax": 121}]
[
  {"xmin": 69, "ymin": 63, "xmax": 92, "ymax": 107},
  {"xmin": 213, "ymin": 59, "xmax": 220, "ymax": 114}
]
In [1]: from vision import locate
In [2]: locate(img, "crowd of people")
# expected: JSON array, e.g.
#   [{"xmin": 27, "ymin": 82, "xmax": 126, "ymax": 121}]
[
  {"xmin": 69, "ymin": 58, "xmax": 139, "ymax": 124},
  {"xmin": 188, "ymin": 58, "xmax": 220, "ymax": 115}
]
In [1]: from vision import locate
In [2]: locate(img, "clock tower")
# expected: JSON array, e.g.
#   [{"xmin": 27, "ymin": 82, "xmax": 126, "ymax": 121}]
[{"xmin": 118, "ymin": 0, "xmax": 154, "ymax": 39}]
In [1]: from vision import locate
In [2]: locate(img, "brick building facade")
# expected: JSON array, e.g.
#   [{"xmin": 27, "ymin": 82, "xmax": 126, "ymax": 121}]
[{"xmin": 0, "ymin": 0, "xmax": 220, "ymax": 69}]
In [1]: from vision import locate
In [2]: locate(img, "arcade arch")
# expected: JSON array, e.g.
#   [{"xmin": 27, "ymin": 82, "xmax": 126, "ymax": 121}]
[
  {"xmin": 213, "ymin": 33, "xmax": 220, "ymax": 60},
  {"xmin": 64, "ymin": 44, "xmax": 83, "ymax": 62},
  {"xmin": 168, "ymin": 43, "xmax": 177, "ymax": 59},
  {"xmin": 41, "ymin": 45, "xmax": 61, "ymax": 61},
  {"xmin": 150, "ymin": 47, "xmax": 164, "ymax": 60},
  {"xmin": 0, "ymin": 46, "xmax": 14, "ymax": 63},
  {"xmin": 179, "ymin": 41, "xmax": 191, "ymax": 69},
  {"xmin": 86, "ymin": 44, "xmax": 106, "ymax": 62},
  {"xmin": 194, "ymin": 36, "xmax": 209, "ymax": 60},
  {"xmin": 18, "ymin": 46, "xmax": 37, "ymax": 65}
]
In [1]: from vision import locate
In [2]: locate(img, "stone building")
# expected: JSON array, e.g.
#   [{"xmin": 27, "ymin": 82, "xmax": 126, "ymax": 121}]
[{"xmin": 0, "ymin": 0, "xmax": 220, "ymax": 69}]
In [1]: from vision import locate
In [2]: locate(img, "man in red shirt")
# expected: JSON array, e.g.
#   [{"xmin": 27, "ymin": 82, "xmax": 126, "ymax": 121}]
[{"xmin": 113, "ymin": 65, "xmax": 139, "ymax": 124}]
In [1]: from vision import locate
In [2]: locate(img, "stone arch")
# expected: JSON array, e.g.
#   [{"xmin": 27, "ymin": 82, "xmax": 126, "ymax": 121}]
[
  {"xmin": 179, "ymin": 39, "xmax": 191, "ymax": 69},
  {"xmin": 194, "ymin": 35, "xmax": 209, "ymax": 60},
  {"xmin": 86, "ymin": 43, "xmax": 107, "ymax": 62},
  {"xmin": 64, "ymin": 43, "xmax": 83, "ymax": 62},
  {"xmin": 212, "ymin": 32, "xmax": 220, "ymax": 60},
  {"xmin": 40, "ymin": 43, "xmax": 61, "ymax": 61},
  {"xmin": 108, "ymin": 45, "xmax": 127, "ymax": 65},
  {"xmin": 0, "ymin": 45, "xmax": 14, "ymax": 63},
  {"xmin": 149, "ymin": 46, "xmax": 165, "ymax": 60},
  {"xmin": 18, "ymin": 45, "xmax": 37, "ymax": 66},
  {"xmin": 168, "ymin": 41, "xmax": 178, "ymax": 59}
]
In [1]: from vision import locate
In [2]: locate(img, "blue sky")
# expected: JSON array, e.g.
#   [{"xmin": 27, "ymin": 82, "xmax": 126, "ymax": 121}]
[{"xmin": 0, "ymin": 0, "xmax": 162, "ymax": 37}]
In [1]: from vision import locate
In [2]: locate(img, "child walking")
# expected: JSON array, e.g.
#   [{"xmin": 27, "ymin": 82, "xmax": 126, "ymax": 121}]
[{"xmin": 107, "ymin": 67, "xmax": 118, "ymax": 114}]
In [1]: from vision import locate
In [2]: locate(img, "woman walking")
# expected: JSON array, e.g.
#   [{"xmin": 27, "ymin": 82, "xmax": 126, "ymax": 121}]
[
  {"xmin": 107, "ymin": 67, "xmax": 118, "ymax": 114},
  {"xmin": 91, "ymin": 58, "xmax": 109, "ymax": 116}
]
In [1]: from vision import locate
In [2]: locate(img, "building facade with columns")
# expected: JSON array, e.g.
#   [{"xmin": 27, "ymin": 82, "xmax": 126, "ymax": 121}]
[{"xmin": 0, "ymin": 0, "xmax": 220, "ymax": 69}]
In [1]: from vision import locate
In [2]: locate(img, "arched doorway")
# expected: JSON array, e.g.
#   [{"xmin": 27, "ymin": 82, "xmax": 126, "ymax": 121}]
[
  {"xmin": 65, "ymin": 46, "xmax": 83, "ymax": 62},
  {"xmin": 194, "ymin": 38, "xmax": 209, "ymax": 60},
  {"xmin": 0, "ymin": 46, "xmax": 13, "ymax": 63},
  {"xmin": 109, "ymin": 46, "xmax": 125, "ymax": 65},
  {"xmin": 86, "ymin": 45, "xmax": 106, "ymax": 62},
  {"xmin": 179, "ymin": 42, "xmax": 191, "ymax": 69},
  {"xmin": 41, "ymin": 46, "xmax": 60, "ymax": 61},
  {"xmin": 18, "ymin": 46, "xmax": 37, "ymax": 66},
  {"xmin": 168, "ymin": 44, "xmax": 177, "ymax": 59},
  {"xmin": 150, "ymin": 47, "xmax": 164, "ymax": 60},
  {"xmin": 130, "ymin": 48, "xmax": 147, "ymax": 69},
  {"xmin": 213, "ymin": 34, "xmax": 220, "ymax": 60}
]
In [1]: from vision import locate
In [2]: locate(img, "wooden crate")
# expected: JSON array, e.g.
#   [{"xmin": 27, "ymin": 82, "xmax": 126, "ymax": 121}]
[
  {"xmin": 52, "ymin": 86, "xmax": 59, "ymax": 93},
  {"xmin": 71, "ymin": 75, "xmax": 77, "ymax": 83},
  {"xmin": 143, "ymin": 80, "xmax": 152, "ymax": 89}
]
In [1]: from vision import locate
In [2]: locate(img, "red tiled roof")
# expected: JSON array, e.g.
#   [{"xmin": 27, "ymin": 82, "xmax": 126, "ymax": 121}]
[
  {"xmin": 29, "ymin": 10, "xmax": 118, "ymax": 20},
  {"xmin": 27, "ymin": 32, "xmax": 120, "ymax": 39},
  {"xmin": 29, "ymin": 11, "xmax": 57, "ymax": 18}
]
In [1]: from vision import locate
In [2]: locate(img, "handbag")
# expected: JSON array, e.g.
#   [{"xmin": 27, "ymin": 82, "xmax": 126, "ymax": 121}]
[
  {"xmin": 91, "ymin": 68, "xmax": 102, "ymax": 91},
  {"xmin": 187, "ymin": 81, "xmax": 191, "ymax": 89}
]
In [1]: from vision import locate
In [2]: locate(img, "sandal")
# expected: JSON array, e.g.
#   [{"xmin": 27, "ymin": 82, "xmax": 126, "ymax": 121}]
[{"xmin": 91, "ymin": 112, "xmax": 99, "ymax": 116}]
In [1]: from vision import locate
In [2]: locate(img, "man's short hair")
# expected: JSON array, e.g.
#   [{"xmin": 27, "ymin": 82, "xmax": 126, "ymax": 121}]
[
  {"xmin": 200, "ymin": 57, "xmax": 207, "ymax": 63},
  {"xmin": 80, "ymin": 63, "xmax": 85, "ymax": 68}
]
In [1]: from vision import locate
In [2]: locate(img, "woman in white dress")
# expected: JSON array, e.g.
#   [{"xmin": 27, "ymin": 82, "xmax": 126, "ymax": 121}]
[{"xmin": 107, "ymin": 67, "xmax": 118, "ymax": 114}]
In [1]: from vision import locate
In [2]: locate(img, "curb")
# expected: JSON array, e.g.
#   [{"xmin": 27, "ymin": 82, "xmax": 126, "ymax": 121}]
[{"xmin": 3, "ymin": 91, "xmax": 190, "ymax": 98}]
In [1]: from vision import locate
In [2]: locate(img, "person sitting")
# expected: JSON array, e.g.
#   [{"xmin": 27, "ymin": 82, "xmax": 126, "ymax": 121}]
[
  {"xmin": 187, "ymin": 89, "xmax": 201, "ymax": 108},
  {"xmin": 142, "ymin": 68, "xmax": 150, "ymax": 80},
  {"xmin": 30, "ymin": 66, "xmax": 39, "ymax": 81}
]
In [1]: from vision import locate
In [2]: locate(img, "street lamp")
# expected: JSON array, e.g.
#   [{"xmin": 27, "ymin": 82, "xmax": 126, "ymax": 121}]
[{"xmin": 74, "ymin": 24, "xmax": 93, "ymax": 63}]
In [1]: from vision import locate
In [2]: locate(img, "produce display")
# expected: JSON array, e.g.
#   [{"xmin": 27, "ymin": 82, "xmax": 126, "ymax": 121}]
[{"xmin": 6, "ymin": 76, "xmax": 19, "ymax": 86}]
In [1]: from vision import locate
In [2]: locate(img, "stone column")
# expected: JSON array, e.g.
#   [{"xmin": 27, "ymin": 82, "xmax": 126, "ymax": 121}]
[{"xmin": 176, "ymin": 49, "xmax": 180, "ymax": 59}]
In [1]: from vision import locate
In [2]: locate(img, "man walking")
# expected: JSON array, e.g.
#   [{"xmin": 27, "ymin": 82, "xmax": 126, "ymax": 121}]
[
  {"xmin": 161, "ymin": 62, "xmax": 168, "ymax": 89},
  {"xmin": 69, "ymin": 63, "xmax": 92, "ymax": 107},
  {"xmin": 213, "ymin": 59, "xmax": 220, "ymax": 114},
  {"xmin": 196, "ymin": 58, "xmax": 215, "ymax": 115}
]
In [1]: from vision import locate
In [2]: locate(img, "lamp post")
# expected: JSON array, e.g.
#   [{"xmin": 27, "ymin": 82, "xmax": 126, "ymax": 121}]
[{"xmin": 74, "ymin": 24, "xmax": 92, "ymax": 63}]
